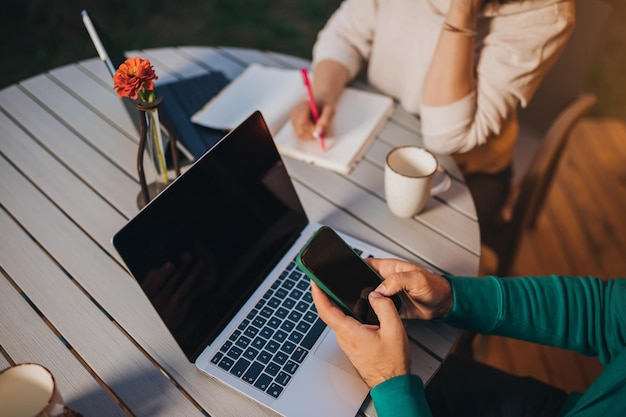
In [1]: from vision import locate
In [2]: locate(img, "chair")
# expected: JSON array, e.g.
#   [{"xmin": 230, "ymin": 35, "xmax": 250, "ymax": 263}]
[
  {"xmin": 481, "ymin": 93, "xmax": 597, "ymax": 276},
  {"xmin": 454, "ymin": 0, "xmax": 611, "ymax": 357},
  {"xmin": 453, "ymin": 93, "xmax": 597, "ymax": 356},
  {"xmin": 482, "ymin": 0, "xmax": 612, "ymax": 277},
  {"xmin": 511, "ymin": 0, "xmax": 613, "ymax": 185}
]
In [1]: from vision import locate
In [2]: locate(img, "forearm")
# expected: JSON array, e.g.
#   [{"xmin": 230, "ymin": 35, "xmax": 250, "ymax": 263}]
[
  {"xmin": 444, "ymin": 275, "xmax": 626, "ymax": 363},
  {"xmin": 422, "ymin": 0, "xmax": 479, "ymax": 106},
  {"xmin": 370, "ymin": 375, "xmax": 433, "ymax": 417},
  {"xmin": 312, "ymin": 59, "xmax": 350, "ymax": 106}
]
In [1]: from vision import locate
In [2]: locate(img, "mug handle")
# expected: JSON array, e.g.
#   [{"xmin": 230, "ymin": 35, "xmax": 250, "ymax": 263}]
[{"xmin": 430, "ymin": 166, "xmax": 451, "ymax": 195}]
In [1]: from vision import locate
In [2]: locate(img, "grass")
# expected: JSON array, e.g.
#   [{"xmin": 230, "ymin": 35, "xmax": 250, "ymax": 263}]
[{"xmin": 3, "ymin": 0, "xmax": 625, "ymax": 120}]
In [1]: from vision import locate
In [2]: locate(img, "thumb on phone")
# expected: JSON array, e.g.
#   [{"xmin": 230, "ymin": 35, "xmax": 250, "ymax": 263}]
[{"xmin": 368, "ymin": 291, "xmax": 403, "ymax": 330}]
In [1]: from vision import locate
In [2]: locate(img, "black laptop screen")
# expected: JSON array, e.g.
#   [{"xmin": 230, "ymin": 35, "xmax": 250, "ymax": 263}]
[{"xmin": 113, "ymin": 112, "xmax": 308, "ymax": 361}]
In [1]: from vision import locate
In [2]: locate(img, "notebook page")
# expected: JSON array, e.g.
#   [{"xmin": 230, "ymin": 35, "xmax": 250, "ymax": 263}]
[
  {"xmin": 273, "ymin": 87, "xmax": 394, "ymax": 174},
  {"xmin": 191, "ymin": 64, "xmax": 305, "ymax": 134}
]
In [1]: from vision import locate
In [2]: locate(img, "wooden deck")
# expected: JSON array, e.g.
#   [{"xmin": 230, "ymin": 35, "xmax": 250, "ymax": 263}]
[{"xmin": 475, "ymin": 117, "xmax": 626, "ymax": 394}]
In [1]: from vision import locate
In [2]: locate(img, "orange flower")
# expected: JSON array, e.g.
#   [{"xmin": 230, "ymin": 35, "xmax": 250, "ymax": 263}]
[{"xmin": 113, "ymin": 56, "xmax": 159, "ymax": 102}]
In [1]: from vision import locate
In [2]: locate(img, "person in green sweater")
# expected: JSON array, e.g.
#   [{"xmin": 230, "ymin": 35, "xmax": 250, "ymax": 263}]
[{"xmin": 311, "ymin": 258, "xmax": 626, "ymax": 417}]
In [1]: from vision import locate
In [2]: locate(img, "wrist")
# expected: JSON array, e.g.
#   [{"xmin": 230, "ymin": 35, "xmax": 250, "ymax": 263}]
[
  {"xmin": 435, "ymin": 276, "xmax": 454, "ymax": 318},
  {"xmin": 365, "ymin": 368, "xmax": 411, "ymax": 389},
  {"xmin": 446, "ymin": 0, "xmax": 481, "ymax": 30}
]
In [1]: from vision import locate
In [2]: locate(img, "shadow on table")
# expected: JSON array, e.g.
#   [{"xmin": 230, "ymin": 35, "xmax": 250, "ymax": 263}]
[{"xmin": 68, "ymin": 367, "xmax": 185, "ymax": 417}]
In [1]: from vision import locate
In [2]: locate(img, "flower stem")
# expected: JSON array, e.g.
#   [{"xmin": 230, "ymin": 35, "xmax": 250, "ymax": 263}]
[{"xmin": 148, "ymin": 109, "xmax": 169, "ymax": 185}]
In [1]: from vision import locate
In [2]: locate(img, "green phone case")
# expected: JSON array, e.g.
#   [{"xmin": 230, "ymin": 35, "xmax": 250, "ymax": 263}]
[{"xmin": 296, "ymin": 226, "xmax": 399, "ymax": 323}]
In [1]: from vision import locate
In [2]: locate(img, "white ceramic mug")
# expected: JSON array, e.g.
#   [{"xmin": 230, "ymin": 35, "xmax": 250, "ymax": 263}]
[
  {"xmin": 0, "ymin": 363, "xmax": 79, "ymax": 417},
  {"xmin": 384, "ymin": 146, "xmax": 451, "ymax": 218}
]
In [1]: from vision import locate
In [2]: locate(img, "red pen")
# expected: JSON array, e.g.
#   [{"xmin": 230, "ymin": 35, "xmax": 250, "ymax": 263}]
[{"xmin": 300, "ymin": 68, "xmax": 326, "ymax": 151}]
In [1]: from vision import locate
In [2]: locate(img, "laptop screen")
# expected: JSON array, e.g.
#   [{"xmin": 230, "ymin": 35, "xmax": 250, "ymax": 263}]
[{"xmin": 113, "ymin": 112, "xmax": 309, "ymax": 361}]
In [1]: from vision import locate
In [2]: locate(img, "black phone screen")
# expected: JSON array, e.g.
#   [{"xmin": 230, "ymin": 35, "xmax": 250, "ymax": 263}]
[{"xmin": 299, "ymin": 226, "xmax": 401, "ymax": 324}]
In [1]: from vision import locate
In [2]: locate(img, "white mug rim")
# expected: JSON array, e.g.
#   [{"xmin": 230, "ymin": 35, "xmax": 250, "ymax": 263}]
[
  {"xmin": 0, "ymin": 362, "xmax": 56, "ymax": 415},
  {"xmin": 386, "ymin": 145, "xmax": 438, "ymax": 179}
]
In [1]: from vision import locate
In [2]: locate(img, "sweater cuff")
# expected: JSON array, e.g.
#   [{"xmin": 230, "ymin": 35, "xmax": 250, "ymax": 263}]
[
  {"xmin": 370, "ymin": 374, "xmax": 432, "ymax": 417},
  {"xmin": 443, "ymin": 275, "xmax": 503, "ymax": 333},
  {"xmin": 421, "ymin": 92, "xmax": 477, "ymax": 154}
]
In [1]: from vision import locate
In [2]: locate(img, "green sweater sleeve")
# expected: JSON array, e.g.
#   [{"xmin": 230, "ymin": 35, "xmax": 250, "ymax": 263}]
[
  {"xmin": 370, "ymin": 374, "xmax": 433, "ymax": 417},
  {"xmin": 444, "ymin": 275, "xmax": 626, "ymax": 365}
]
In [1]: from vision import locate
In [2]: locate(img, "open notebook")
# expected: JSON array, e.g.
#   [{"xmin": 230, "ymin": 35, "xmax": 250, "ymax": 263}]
[{"xmin": 191, "ymin": 64, "xmax": 395, "ymax": 174}]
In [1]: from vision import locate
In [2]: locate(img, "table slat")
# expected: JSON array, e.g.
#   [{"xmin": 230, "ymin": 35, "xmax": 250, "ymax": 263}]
[
  {"xmin": 0, "ymin": 209, "xmax": 203, "ymax": 417},
  {"xmin": 0, "ymin": 147, "xmax": 280, "ymax": 417},
  {"xmin": 0, "ymin": 272, "xmax": 125, "ymax": 417},
  {"xmin": 284, "ymin": 157, "xmax": 478, "ymax": 275},
  {"xmin": 178, "ymin": 46, "xmax": 247, "ymax": 80},
  {"xmin": 20, "ymin": 74, "xmax": 139, "ymax": 180},
  {"xmin": 52, "ymin": 61, "xmax": 140, "ymax": 140},
  {"xmin": 0, "ymin": 112, "xmax": 128, "ymax": 261},
  {"xmin": 0, "ymin": 86, "xmax": 139, "ymax": 217}
]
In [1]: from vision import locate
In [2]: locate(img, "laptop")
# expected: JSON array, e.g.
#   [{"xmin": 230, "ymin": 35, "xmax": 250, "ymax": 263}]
[
  {"xmin": 81, "ymin": 10, "xmax": 230, "ymax": 167},
  {"xmin": 112, "ymin": 111, "xmax": 402, "ymax": 416}
]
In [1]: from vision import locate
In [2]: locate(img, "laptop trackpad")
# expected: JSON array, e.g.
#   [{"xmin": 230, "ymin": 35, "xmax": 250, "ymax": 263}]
[{"xmin": 314, "ymin": 332, "xmax": 360, "ymax": 377}]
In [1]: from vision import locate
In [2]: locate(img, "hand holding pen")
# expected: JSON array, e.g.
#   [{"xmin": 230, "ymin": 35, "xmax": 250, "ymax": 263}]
[{"xmin": 299, "ymin": 68, "xmax": 329, "ymax": 151}]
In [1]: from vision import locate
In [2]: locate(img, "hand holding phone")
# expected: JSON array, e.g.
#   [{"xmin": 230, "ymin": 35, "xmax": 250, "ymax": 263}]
[{"xmin": 297, "ymin": 226, "xmax": 402, "ymax": 325}]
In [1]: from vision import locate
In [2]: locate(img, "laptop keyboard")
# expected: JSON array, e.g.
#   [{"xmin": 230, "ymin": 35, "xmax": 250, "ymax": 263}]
[{"xmin": 210, "ymin": 244, "xmax": 372, "ymax": 399}]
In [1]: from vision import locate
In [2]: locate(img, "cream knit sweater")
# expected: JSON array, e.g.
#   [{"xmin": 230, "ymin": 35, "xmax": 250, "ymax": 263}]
[{"xmin": 312, "ymin": 0, "xmax": 575, "ymax": 174}]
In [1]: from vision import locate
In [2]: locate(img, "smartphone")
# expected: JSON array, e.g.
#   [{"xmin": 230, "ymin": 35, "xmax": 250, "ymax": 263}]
[{"xmin": 297, "ymin": 226, "xmax": 402, "ymax": 325}]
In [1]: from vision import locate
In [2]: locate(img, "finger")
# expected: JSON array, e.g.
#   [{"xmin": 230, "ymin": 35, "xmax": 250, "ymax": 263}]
[
  {"xmin": 368, "ymin": 291, "xmax": 404, "ymax": 332},
  {"xmin": 374, "ymin": 272, "xmax": 404, "ymax": 296},
  {"xmin": 310, "ymin": 282, "xmax": 358, "ymax": 332},
  {"xmin": 291, "ymin": 102, "xmax": 315, "ymax": 138},
  {"xmin": 366, "ymin": 258, "xmax": 415, "ymax": 277},
  {"xmin": 317, "ymin": 104, "xmax": 335, "ymax": 130}
]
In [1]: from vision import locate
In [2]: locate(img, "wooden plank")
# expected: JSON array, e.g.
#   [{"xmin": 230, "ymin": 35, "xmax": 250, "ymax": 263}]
[
  {"xmin": 0, "ymin": 86, "xmax": 139, "ymax": 218},
  {"xmin": 0, "ymin": 272, "xmax": 125, "ymax": 417},
  {"xmin": 20, "ymin": 74, "xmax": 138, "ymax": 179},
  {"xmin": 504, "ymin": 339, "xmax": 550, "ymax": 381},
  {"xmin": 555, "ymin": 132, "xmax": 615, "ymax": 276},
  {"xmin": 0, "ymin": 356, "xmax": 10, "ymax": 370},
  {"xmin": 136, "ymin": 47, "xmax": 210, "ymax": 80},
  {"xmin": 566, "ymin": 124, "xmax": 626, "ymax": 271},
  {"xmin": 0, "ymin": 155, "xmax": 277, "ymax": 416},
  {"xmin": 349, "ymin": 158, "xmax": 480, "ymax": 254},
  {"xmin": 408, "ymin": 342, "xmax": 443, "ymax": 384},
  {"xmin": 51, "ymin": 62, "xmax": 139, "ymax": 140},
  {"xmin": 123, "ymin": 49, "xmax": 180, "ymax": 85},
  {"xmin": 0, "ymin": 209, "xmax": 204, "ymax": 416},
  {"xmin": 474, "ymin": 334, "xmax": 514, "ymax": 373},
  {"xmin": 542, "ymin": 170, "xmax": 601, "ymax": 275},
  {"xmin": 76, "ymin": 57, "xmax": 114, "ymax": 86},
  {"xmin": 404, "ymin": 321, "xmax": 459, "ymax": 360},
  {"xmin": 526, "ymin": 208, "xmax": 575, "ymax": 276},
  {"xmin": 366, "ymin": 141, "xmax": 476, "ymax": 220},
  {"xmin": 284, "ymin": 157, "xmax": 479, "ymax": 275},
  {"xmin": 293, "ymin": 183, "xmax": 429, "ymax": 265},
  {"xmin": 219, "ymin": 46, "xmax": 287, "ymax": 68},
  {"xmin": 0, "ymin": 113, "xmax": 128, "ymax": 261},
  {"xmin": 376, "ymin": 120, "xmax": 466, "ymax": 183},
  {"xmin": 478, "ymin": 117, "xmax": 625, "ymax": 398},
  {"xmin": 178, "ymin": 46, "xmax": 246, "ymax": 79},
  {"xmin": 541, "ymin": 346, "xmax": 592, "ymax": 393},
  {"xmin": 477, "ymin": 335, "xmax": 516, "ymax": 372},
  {"xmin": 577, "ymin": 355, "xmax": 605, "ymax": 387}
]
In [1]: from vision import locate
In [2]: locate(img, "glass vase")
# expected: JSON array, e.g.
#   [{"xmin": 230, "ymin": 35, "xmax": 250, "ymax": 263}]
[{"xmin": 134, "ymin": 96, "xmax": 175, "ymax": 208}]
